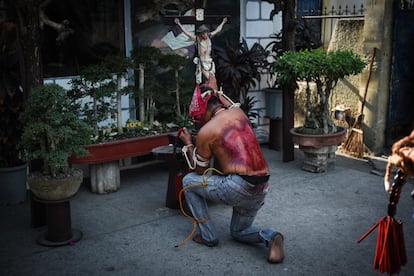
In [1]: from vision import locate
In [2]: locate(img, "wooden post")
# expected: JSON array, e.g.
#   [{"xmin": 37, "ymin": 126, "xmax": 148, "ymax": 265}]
[{"xmin": 282, "ymin": 1, "xmax": 296, "ymax": 162}]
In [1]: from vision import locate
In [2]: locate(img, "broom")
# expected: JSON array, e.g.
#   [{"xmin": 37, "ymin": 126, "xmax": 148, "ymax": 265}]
[{"xmin": 341, "ymin": 47, "xmax": 377, "ymax": 158}]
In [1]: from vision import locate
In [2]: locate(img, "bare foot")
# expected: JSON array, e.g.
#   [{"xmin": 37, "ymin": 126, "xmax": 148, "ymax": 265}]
[{"xmin": 268, "ymin": 234, "xmax": 284, "ymax": 264}]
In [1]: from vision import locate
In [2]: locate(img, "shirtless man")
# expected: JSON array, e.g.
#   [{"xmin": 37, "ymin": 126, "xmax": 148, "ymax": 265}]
[
  {"xmin": 178, "ymin": 87, "xmax": 285, "ymax": 264},
  {"xmin": 174, "ymin": 17, "xmax": 227, "ymax": 90}
]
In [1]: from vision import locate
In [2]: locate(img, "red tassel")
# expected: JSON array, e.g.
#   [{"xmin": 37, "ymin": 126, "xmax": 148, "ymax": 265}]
[
  {"xmin": 368, "ymin": 216, "xmax": 407, "ymax": 275},
  {"xmin": 359, "ymin": 170, "xmax": 407, "ymax": 275}
]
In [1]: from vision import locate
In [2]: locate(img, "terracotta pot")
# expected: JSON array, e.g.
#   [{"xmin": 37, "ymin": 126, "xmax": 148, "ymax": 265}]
[
  {"xmin": 28, "ymin": 169, "xmax": 83, "ymax": 201},
  {"xmin": 70, "ymin": 134, "xmax": 170, "ymax": 165},
  {"xmin": 290, "ymin": 127, "xmax": 346, "ymax": 148},
  {"xmin": 290, "ymin": 127, "xmax": 347, "ymax": 173}
]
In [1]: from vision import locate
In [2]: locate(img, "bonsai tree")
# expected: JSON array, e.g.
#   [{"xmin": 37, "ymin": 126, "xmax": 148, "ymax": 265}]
[
  {"xmin": 158, "ymin": 53, "xmax": 188, "ymax": 118},
  {"xmin": 271, "ymin": 48, "xmax": 366, "ymax": 134},
  {"xmin": 20, "ymin": 83, "xmax": 93, "ymax": 177},
  {"xmin": 131, "ymin": 46, "xmax": 164, "ymax": 123},
  {"xmin": 68, "ymin": 63, "xmax": 118, "ymax": 142},
  {"xmin": 130, "ymin": 46, "xmax": 194, "ymax": 130},
  {"xmin": 101, "ymin": 55, "xmax": 133, "ymax": 135}
]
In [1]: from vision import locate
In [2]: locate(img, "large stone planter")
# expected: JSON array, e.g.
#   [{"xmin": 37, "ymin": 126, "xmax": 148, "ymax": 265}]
[
  {"xmin": 29, "ymin": 169, "xmax": 82, "ymax": 201},
  {"xmin": 70, "ymin": 134, "xmax": 170, "ymax": 194},
  {"xmin": 290, "ymin": 127, "xmax": 347, "ymax": 173}
]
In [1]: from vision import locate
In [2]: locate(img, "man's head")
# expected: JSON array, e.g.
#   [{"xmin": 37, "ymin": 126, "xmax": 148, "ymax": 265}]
[
  {"xmin": 196, "ymin": 25, "xmax": 209, "ymax": 40},
  {"xmin": 196, "ymin": 25, "xmax": 209, "ymax": 35},
  {"xmin": 204, "ymin": 96, "xmax": 223, "ymax": 121},
  {"xmin": 189, "ymin": 85, "xmax": 222, "ymax": 125}
]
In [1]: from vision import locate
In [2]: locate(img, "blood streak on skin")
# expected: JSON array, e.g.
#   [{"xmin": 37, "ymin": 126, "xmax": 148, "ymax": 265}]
[{"xmin": 221, "ymin": 119, "xmax": 267, "ymax": 170}]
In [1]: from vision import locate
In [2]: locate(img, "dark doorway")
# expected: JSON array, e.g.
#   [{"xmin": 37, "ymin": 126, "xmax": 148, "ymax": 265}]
[{"xmin": 386, "ymin": 6, "xmax": 414, "ymax": 146}]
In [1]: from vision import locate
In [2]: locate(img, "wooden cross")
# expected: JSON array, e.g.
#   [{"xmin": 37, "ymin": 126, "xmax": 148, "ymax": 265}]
[{"xmin": 162, "ymin": 0, "xmax": 230, "ymax": 34}]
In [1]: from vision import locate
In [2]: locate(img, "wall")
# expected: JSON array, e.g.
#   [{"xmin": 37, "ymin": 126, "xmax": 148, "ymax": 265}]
[
  {"xmin": 322, "ymin": 0, "xmax": 366, "ymax": 47},
  {"xmin": 360, "ymin": 0, "xmax": 394, "ymax": 153},
  {"xmin": 242, "ymin": 0, "xmax": 282, "ymax": 49},
  {"xmin": 241, "ymin": 0, "xmax": 282, "ymax": 142},
  {"xmin": 327, "ymin": 18, "xmax": 364, "ymax": 130}
]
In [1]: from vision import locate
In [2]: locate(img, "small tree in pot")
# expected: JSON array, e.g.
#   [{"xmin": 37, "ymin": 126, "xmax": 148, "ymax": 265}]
[
  {"xmin": 19, "ymin": 83, "xmax": 93, "ymax": 246},
  {"xmin": 270, "ymin": 48, "xmax": 365, "ymax": 172},
  {"xmin": 20, "ymin": 83, "xmax": 93, "ymax": 198},
  {"xmin": 272, "ymin": 48, "xmax": 365, "ymax": 135}
]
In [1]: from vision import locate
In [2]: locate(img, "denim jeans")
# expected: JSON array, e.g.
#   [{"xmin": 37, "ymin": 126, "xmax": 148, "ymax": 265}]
[{"xmin": 182, "ymin": 172, "xmax": 279, "ymax": 247}]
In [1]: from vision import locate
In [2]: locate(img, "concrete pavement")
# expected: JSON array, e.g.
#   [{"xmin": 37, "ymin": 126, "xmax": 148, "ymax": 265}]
[{"xmin": 1, "ymin": 146, "xmax": 414, "ymax": 276}]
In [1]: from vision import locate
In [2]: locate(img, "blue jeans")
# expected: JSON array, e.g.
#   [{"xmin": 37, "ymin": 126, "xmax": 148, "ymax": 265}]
[{"xmin": 182, "ymin": 172, "xmax": 279, "ymax": 247}]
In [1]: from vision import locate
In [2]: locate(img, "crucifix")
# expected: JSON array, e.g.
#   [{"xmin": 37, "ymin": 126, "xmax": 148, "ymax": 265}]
[
  {"xmin": 162, "ymin": 0, "xmax": 230, "ymax": 87},
  {"xmin": 162, "ymin": 0, "xmax": 231, "ymax": 37}
]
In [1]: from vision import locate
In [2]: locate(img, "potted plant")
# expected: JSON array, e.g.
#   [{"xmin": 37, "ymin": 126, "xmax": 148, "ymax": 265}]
[
  {"xmin": 271, "ymin": 48, "xmax": 365, "ymax": 172},
  {"xmin": 214, "ymin": 38, "xmax": 267, "ymax": 124},
  {"xmin": 19, "ymin": 83, "xmax": 93, "ymax": 246}
]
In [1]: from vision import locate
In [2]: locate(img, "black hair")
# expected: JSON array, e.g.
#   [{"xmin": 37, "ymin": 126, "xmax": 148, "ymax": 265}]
[{"xmin": 207, "ymin": 95, "xmax": 221, "ymax": 107}]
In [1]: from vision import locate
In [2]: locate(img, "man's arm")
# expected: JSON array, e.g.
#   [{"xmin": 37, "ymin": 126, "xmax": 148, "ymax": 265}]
[
  {"xmin": 178, "ymin": 127, "xmax": 212, "ymax": 175},
  {"xmin": 209, "ymin": 17, "xmax": 227, "ymax": 37},
  {"xmin": 174, "ymin": 18, "xmax": 196, "ymax": 41}
]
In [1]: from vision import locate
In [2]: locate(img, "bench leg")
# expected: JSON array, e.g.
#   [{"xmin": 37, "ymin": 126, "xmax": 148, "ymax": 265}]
[{"xmin": 90, "ymin": 161, "xmax": 120, "ymax": 194}]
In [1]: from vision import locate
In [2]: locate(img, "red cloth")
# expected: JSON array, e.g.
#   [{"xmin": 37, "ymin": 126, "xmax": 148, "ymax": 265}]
[{"xmin": 189, "ymin": 84, "xmax": 212, "ymax": 124}]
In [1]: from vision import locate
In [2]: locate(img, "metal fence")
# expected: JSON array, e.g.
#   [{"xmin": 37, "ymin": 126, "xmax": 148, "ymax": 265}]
[
  {"xmin": 300, "ymin": 1, "xmax": 414, "ymax": 48},
  {"xmin": 300, "ymin": 3, "xmax": 365, "ymax": 48}
]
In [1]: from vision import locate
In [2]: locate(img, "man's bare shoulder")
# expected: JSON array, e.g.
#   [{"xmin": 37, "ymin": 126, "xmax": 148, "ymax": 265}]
[{"xmin": 197, "ymin": 121, "xmax": 218, "ymax": 137}]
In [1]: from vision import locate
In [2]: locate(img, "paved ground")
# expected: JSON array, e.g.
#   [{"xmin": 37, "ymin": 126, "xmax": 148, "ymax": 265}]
[{"xmin": 1, "ymin": 146, "xmax": 414, "ymax": 276}]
